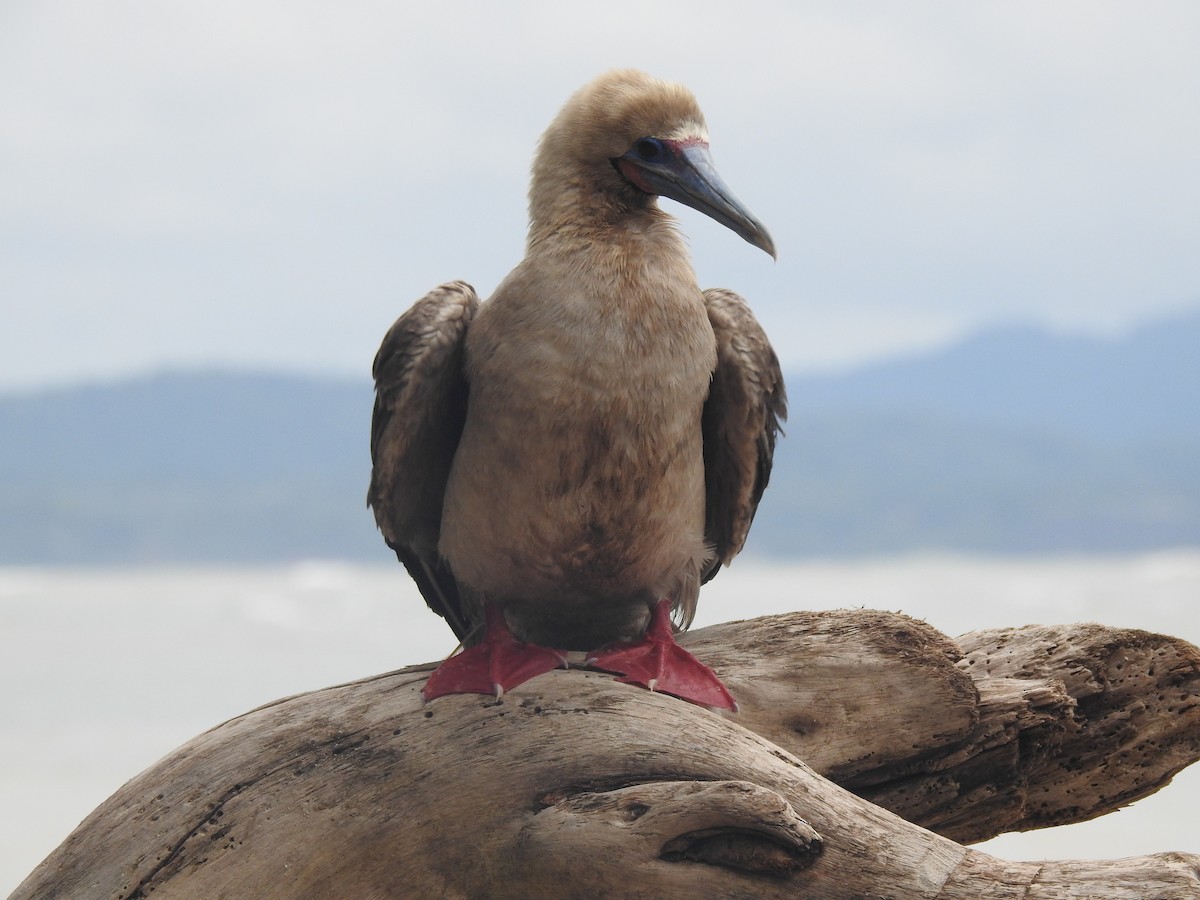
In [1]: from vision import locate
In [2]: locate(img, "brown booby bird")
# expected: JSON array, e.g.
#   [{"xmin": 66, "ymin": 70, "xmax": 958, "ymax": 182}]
[{"xmin": 368, "ymin": 69, "xmax": 785, "ymax": 710}]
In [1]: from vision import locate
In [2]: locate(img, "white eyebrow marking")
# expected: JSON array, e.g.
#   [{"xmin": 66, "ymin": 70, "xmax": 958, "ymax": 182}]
[{"xmin": 665, "ymin": 120, "xmax": 709, "ymax": 144}]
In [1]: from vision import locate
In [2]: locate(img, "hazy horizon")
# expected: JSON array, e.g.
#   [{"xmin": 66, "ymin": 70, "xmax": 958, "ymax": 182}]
[{"xmin": 3, "ymin": 298, "xmax": 1197, "ymax": 399}]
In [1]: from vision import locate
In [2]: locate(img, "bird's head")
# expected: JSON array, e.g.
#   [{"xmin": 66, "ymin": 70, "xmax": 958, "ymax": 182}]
[{"xmin": 530, "ymin": 69, "xmax": 775, "ymax": 258}]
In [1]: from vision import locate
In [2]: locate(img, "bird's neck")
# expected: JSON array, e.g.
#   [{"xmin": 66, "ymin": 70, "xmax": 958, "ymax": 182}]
[
  {"xmin": 527, "ymin": 200, "xmax": 689, "ymax": 271},
  {"xmin": 527, "ymin": 161, "xmax": 688, "ymax": 253}
]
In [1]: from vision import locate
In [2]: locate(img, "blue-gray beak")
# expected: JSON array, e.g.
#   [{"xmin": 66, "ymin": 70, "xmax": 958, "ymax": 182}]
[{"xmin": 616, "ymin": 138, "xmax": 775, "ymax": 259}]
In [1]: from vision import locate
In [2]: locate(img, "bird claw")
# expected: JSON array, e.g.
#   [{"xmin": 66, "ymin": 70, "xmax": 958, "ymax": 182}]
[
  {"xmin": 422, "ymin": 600, "xmax": 737, "ymax": 711},
  {"xmin": 422, "ymin": 605, "xmax": 568, "ymax": 702},
  {"xmin": 586, "ymin": 599, "xmax": 738, "ymax": 711}
]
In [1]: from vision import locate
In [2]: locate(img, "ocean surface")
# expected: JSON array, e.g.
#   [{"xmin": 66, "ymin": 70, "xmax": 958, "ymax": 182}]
[{"xmin": 3, "ymin": 553, "xmax": 1199, "ymax": 893}]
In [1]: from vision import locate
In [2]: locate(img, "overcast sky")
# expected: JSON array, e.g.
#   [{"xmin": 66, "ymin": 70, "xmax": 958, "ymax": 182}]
[{"xmin": 2, "ymin": 1, "xmax": 1199, "ymax": 392}]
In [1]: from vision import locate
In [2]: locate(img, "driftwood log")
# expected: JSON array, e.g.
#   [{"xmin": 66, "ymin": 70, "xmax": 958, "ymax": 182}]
[{"xmin": 14, "ymin": 609, "xmax": 1200, "ymax": 898}]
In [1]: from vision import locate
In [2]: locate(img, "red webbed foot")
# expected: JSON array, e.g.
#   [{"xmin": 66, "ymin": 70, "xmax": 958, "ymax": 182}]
[
  {"xmin": 586, "ymin": 599, "xmax": 737, "ymax": 711},
  {"xmin": 422, "ymin": 604, "xmax": 568, "ymax": 702}
]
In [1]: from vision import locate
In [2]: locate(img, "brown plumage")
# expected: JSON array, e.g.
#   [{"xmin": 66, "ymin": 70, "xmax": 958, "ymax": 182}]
[{"xmin": 368, "ymin": 69, "xmax": 785, "ymax": 706}]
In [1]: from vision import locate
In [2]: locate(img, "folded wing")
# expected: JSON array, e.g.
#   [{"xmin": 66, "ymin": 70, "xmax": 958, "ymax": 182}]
[
  {"xmin": 701, "ymin": 288, "xmax": 787, "ymax": 584},
  {"xmin": 368, "ymin": 281, "xmax": 480, "ymax": 640}
]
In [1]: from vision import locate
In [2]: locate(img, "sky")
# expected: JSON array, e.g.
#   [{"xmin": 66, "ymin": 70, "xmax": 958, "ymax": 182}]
[{"xmin": 2, "ymin": 1, "xmax": 1199, "ymax": 392}]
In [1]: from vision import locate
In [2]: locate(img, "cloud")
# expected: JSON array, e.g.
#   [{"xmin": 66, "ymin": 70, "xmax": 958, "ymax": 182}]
[{"xmin": 1, "ymin": 1, "xmax": 1199, "ymax": 388}]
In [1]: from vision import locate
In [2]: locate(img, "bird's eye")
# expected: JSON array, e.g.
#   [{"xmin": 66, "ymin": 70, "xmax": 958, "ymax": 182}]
[{"xmin": 634, "ymin": 138, "xmax": 663, "ymax": 161}]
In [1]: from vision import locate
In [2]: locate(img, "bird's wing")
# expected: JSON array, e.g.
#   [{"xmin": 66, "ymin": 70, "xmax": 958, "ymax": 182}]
[
  {"xmin": 368, "ymin": 281, "xmax": 479, "ymax": 640},
  {"xmin": 700, "ymin": 288, "xmax": 787, "ymax": 583}
]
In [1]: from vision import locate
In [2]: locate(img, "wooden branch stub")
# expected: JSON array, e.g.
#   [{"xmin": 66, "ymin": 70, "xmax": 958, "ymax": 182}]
[
  {"xmin": 524, "ymin": 780, "xmax": 822, "ymax": 882},
  {"xmin": 956, "ymin": 624, "xmax": 1200, "ymax": 835},
  {"xmin": 683, "ymin": 611, "xmax": 1200, "ymax": 846}
]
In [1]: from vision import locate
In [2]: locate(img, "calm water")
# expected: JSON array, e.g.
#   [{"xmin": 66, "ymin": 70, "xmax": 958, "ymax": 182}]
[{"xmin": 3, "ymin": 554, "xmax": 1199, "ymax": 892}]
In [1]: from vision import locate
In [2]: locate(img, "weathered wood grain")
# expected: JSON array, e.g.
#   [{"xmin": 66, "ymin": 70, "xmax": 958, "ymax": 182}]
[
  {"xmin": 685, "ymin": 612, "xmax": 1200, "ymax": 844},
  {"xmin": 14, "ymin": 610, "xmax": 1200, "ymax": 899}
]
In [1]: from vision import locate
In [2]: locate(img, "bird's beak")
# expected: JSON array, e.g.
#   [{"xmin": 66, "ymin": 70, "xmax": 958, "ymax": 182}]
[{"xmin": 616, "ymin": 140, "xmax": 775, "ymax": 259}]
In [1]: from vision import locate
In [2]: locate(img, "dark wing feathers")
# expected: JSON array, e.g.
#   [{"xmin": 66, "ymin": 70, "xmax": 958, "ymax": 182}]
[
  {"xmin": 367, "ymin": 281, "xmax": 479, "ymax": 640},
  {"xmin": 700, "ymin": 288, "xmax": 787, "ymax": 583}
]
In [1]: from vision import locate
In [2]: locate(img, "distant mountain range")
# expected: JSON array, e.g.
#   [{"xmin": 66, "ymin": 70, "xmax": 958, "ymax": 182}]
[{"xmin": 2, "ymin": 309, "xmax": 1198, "ymax": 564}]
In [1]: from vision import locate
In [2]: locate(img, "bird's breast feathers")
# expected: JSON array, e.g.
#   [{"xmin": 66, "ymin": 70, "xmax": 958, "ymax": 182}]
[{"xmin": 438, "ymin": 273, "xmax": 716, "ymax": 599}]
